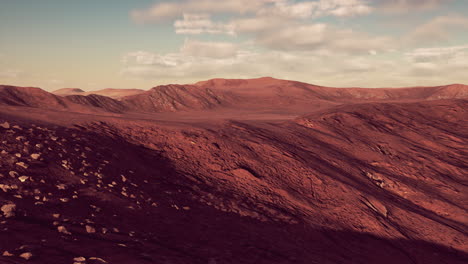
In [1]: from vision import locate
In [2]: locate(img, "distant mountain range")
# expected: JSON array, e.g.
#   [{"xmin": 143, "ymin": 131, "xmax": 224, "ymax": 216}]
[{"xmin": 1, "ymin": 77, "xmax": 466, "ymax": 114}]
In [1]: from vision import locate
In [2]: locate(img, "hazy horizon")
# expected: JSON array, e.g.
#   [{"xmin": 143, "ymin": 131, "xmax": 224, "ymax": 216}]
[{"xmin": 1, "ymin": 0, "xmax": 468, "ymax": 91}]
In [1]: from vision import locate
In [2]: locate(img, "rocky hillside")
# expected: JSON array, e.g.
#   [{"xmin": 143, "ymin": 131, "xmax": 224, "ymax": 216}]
[
  {"xmin": 0, "ymin": 98, "xmax": 466, "ymax": 263},
  {"xmin": 3, "ymin": 79, "xmax": 468, "ymax": 114},
  {"xmin": 65, "ymin": 94, "xmax": 127, "ymax": 113},
  {"xmin": 0, "ymin": 86, "xmax": 70, "ymax": 110},
  {"xmin": 122, "ymin": 84, "xmax": 237, "ymax": 112}
]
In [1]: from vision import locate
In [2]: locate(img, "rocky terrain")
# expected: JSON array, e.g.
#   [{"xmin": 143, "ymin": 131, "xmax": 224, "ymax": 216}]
[{"xmin": 0, "ymin": 78, "xmax": 467, "ymax": 264}]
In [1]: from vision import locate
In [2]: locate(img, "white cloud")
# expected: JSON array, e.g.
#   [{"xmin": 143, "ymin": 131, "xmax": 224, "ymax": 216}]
[
  {"xmin": 174, "ymin": 14, "xmax": 235, "ymax": 35},
  {"xmin": 132, "ymin": 0, "xmax": 372, "ymax": 24},
  {"xmin": 181, "ymin": 39, "xmax": 240, "ymax": 58},
  {"xmin": 407, "ymin": 14, "xmax": 468, "ymax": 44},
  {"xmin": 121, "ymin": 45, "xmax": 395, "ymax": 86},
  {"xmin": 125, "ymin": 0, "xmax": 467, "ymax": 87},
  {"xmin": 378, "ymin": 0, "xmax": 451, "ymax": 13},
  {"xmin": 406, "ymin": 45, "xmax": 468, "ymax": 62},
  {"xmin": 122, "ymin": 51, "xmax": 187, "ymax": 67},
  {"xmin": 0, "ymin": 69, "xmax": 23, "ymax": 78},
  {"xmin": 405, "ymin": 45, "xmax": 468, "ymax": 77},
  {"xmin": 131, "ymin": 0, "xmax": 270, "ymax": 23},
  {"xmin": 250, "ymin": 23, "xmax": 393, "ymax": 54},
  {"xmin": 257, "ymin": 0, "xmax": 372, "ymax": 19},
  {"xmin": 318, "ymin": 0, "xmax": 372, "ymax": 17}
]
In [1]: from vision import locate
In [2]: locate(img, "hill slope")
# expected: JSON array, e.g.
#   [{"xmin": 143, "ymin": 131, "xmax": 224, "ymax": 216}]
[
  {"xmin": 4, "ymin": 79, "xmax": 468, "ymax": 114},
  {"xmin": 0, "ymin": 98, "xmax": 466, "ymax": 263},
  {"xmin": 122, "ymin": 84, "xmax": 236, "ymax": 112}
]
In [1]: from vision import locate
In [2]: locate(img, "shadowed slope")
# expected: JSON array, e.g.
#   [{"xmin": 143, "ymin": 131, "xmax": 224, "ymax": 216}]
[
  {"xmin": 0, "ymin": 98, "xmax": 466, "ymax": 263},
  {"xmin": 65, "ymin": 94, "xmax": 127, "ymax": 113},
  {"xmin": 122, "ymin": 84, "xmax": 236, "ymax": 112}
]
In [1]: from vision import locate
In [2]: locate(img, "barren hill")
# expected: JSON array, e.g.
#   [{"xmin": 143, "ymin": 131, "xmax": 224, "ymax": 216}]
[
  {"xmin": 52, "ymin": 88, "xmax": 145, "ymax": 99},
  {"xmin": 4, "ymin": 79, "xmax": 468, "ymax": 114},
  {"xmin": 122, "ymin": 84, "xmax": 236, "ymax": 112},
  {"xmin": 52, "ymin": 88, "xmax": 86, "ymax": 96},
  {"xmin": 0, "ymin": 79, "xmax": 467, "ymax": 263}
]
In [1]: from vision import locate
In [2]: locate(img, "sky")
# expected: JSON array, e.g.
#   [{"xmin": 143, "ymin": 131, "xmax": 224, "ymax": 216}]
[{"xmin": 0, "ymin": 0, "xmax": 467, "ymax": 91}]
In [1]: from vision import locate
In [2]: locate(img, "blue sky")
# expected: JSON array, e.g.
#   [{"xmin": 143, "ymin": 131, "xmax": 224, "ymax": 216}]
[{"xmin": 1, "ymin": 0, "xmax": 467, "ymax": 90}]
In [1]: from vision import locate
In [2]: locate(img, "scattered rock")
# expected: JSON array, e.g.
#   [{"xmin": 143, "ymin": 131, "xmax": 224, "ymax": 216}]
[
  {"xmin": 16, "ymin": 162, "xmax": 28, "ymax": 169},
  {"xmin": 30, "ymin": 153, "xmax": 41, "ymax": 160},
  {"xmin": 57, "ymin": 225, "xmax": 71, "ymax": 235},
  {"xmin": 18, "ymin": 176, "xmax": 29, "ymax": 182},
  {"xmin": 19, "ymin": 252, "xmax": 33, "ymax": 260},
  {"xmin": 86, "ymin": 225, "xmax": 96, "ymax": 233},
  {"xmin": 0, "ymin": 122, "xmax": 10, "ymax": 129},
  {"xmin": 9, "ymin": 171, "xmax": 18, "ymax": 177},
  {"xmin": 0, "ymin": 184, "xmax": 10, "ymax": 192},
  {"xmin": 1, "ymin": 203, "xmax": 16, "ymax": 218},
  {"xmin": 89, "ymin": 257, "xmax": 107, "ymax": 263},
  {"xmin": 73, "ymin": 256, "xmax": 86, "ymax": 262},
  {"xmin": 2, "ymin": 251, "xmax": 13, "ymax": 257}
]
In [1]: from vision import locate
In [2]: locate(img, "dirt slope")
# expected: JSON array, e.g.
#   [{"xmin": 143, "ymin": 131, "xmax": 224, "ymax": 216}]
[{"xmin": 0, "ymin": 98, "xmax": 466, "ymax": 263}]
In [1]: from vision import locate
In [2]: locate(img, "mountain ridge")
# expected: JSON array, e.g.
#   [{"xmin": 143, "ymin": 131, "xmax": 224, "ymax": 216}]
[{"xmin": 2, "ymin": 79, "xmax": 467, "ymax": 114}]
